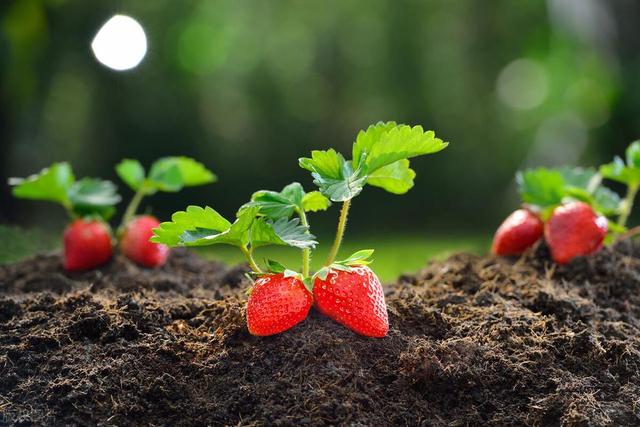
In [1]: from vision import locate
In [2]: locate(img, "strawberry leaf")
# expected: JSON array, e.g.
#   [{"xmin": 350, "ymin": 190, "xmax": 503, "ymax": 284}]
[
  {"xmin": 155, "ymin": 156, "xmax": 217, "ymax": 187},
  {"xmin": 299, "ymin": 149, "xmax": 367, "ymax": 202},
  {"xmin": 115, "ymin": 159, "xmax": 145, "ymax": 191},
  {"xmin": 243, "ymin": 183, "xmax": 331, "ymax": 219},
  {"xmin": 600, "ymin": 156, "xmax": 640, "ymax": 186},
  {"xmin": 300, "ymin": 123, "xmax": 447, "ymax": 202},
  {"xmin": 366, "ymin": 159, "xmax": 416, "ymax": 194},
  {"xmin": 517, "ymin": 168, "xmax": 566, "ymax": 208},
  {"xmin": 352, "ymin": 122, "xmax": 448, "ymax": 173},
  {"xmin": 9, "ymin": 162, "xmax": 75, "ymax": 206},
  {"xmin": 626, "ymin": 141, "xmax": 640, "ymax": 169},
  {"xmin": 250, "ymin": 217, "xmax": 317, "ymax": 249},
  {"xmin": 301, "ymin": 191, "xmax": 331, "ymax": 212},
  {"xmin": 68, "ymin": 178, "xmax": 121, "ymax": 220},
  {"xmin": 151, "ymin": 205, "xmax": 231, "ymax": 246}
]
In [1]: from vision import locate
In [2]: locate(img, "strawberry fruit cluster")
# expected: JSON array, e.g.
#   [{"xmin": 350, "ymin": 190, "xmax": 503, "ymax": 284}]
[
  {"xmin": 9, "ymin": 157, "xmax": 216, "ymax": 271},
  {"xmin": 152, "ymin": 122, "xmax": 448, "ymax": 337},
  {"xmin": 493, "ymin": 141, "xmax": 640, "ymax": 264}
]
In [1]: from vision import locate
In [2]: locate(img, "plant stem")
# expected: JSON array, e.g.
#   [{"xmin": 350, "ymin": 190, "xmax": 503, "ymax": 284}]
[
  {"xmin": 325, "ymin": 199, "xmax": 351, "ymax": 266},
  {"xmin": 297, "ymin": 208, "xmax": 311, "ymax": 277},
  {"xmin": 618, "ymin": 183, "xmax": 639, "ymax": 228},
  {"xmin": 241, "ymin": 246, "xmax": 262, "ymax": 273},
  {"xmin": 119, "ymin": 186, "xmax": 146, "ymax": 232}
]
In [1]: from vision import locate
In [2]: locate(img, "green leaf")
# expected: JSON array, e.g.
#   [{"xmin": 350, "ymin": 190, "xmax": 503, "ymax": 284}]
[
  {"xmin": 147, "ymin": 161, "xmax": 183, "ymax": 192},
  {"xmin": 592, "ymin": 186, "xmax": 621, "ymax": 217},
  {"xmin": 352, "ymin": 123, "xmax": 448, "ymax": 173},
  {"xmin": 150, "ymin": 205, "xmax": 232, "ymax": 246},
  {"xmin": 243, "ymin": 182, "xmax": 305, "ymax": 219},
  {"xmin": 301, "ymin": 191, "xmax": 331, "ymax": 212},
  {"xmin": 600, "ymin": 157, "xmax": 640, "ymax": 185},
  {"xmin": 250, "ymin": 217, "xmax": 317, "ymax": 249},
  {"xmin": 299, "ymin": 150, "xmax": 367, "ymax": 202},
  {"xmin": 336, "ymin": 249, "xmax": 374, "ymax": 266},
  {"xmin": 68, "ymin": 178, "xmax": 121, "ymax": 220},
  {"xmin": 182, "ymin": 206, "xmax": 256, "ymax": 247},
  {"xmin": 159, "ymin": 156, "xmax": 217, "ymax": 187},
  {"xmin": 626, "ymin": 141, "xmax": 640, "ymax": 169},
  {"xmin": 115, "ymin": 159, "xmax": 145, "ymax": 191},
  {"xmin": 300, "ymin": 122, "xmax": 447, "ymax": 201},
  {"xmin": 366, "ymin": 159, "xmax": 416, "ymax": 194},
  {"xmin": 517, "ymin": 168, "xmax": 566, "ymax": 208},
  {"xmin": 558, "ymin": 166, "xmax": 596, "ymax": 189},
  {"xmin": 9, "ymin": 162, "xmax": 75, "ymax": 206}
]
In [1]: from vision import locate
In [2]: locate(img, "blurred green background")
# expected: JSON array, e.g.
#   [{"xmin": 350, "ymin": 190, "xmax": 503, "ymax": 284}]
[{"xmin": 1, "ymin": 0, "xmax": 639, "ymax": 277}]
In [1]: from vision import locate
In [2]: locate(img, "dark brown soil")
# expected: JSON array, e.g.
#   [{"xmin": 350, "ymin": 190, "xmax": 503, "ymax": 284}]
[{"xmin": 1, "ymin": 244, "xmax": 640, "ymax": 426}]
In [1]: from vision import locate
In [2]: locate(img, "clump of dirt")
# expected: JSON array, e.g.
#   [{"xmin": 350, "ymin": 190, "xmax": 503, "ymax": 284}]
[{"xmin": 1, "ymin": 244, "xmax": 639, "ymax": 426}]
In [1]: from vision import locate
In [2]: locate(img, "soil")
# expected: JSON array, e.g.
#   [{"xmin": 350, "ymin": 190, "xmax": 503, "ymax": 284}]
[{"xmin": 1, "ymin": 243, "xmax": 640, "ymax": 426}]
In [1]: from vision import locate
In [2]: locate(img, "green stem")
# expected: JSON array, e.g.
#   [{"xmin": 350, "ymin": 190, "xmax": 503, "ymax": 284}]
[
  {"xmin": 241, "ymin": 246, "xmax": 262, "ymax": 273},
  {"xmin": 325, "ymin": 199, "xmax": 351, "ymax": 266},
  {"xmin": 119, "ymin": 186, "xmax": 146, "ymax": 233},
  {"xmin": 618, "ymin": 183, "xmax": 639, "ymax": 228},
  {"xmin": 297, "ymin": 208, "xmax": 311, "ymax": 277}
]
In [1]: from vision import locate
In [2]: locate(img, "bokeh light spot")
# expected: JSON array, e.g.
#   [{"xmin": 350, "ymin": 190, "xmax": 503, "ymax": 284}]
[
  {"xmin": 496, "ymin": 58, "xmax": 549, "ymax": 110},
  {"xmin": 91, "ymin": 15, "xmax": 147, "ymax": 71}
]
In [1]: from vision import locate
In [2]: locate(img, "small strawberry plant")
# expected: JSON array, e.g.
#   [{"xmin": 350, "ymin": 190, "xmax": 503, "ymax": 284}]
[
  {"xmin": 9, "ymin": 162, "xmax": 121, "ymax": 271},
  {"xmin": 152, "ymin": 122, "xmax": 448, "ymax": 337},
  {"xmin": 492, "ymin": 143, "xmax": 640, "ymax": 264},
  {"xmin": 116, "ymin": 157, "xmax": 216, "ymax": 267}
]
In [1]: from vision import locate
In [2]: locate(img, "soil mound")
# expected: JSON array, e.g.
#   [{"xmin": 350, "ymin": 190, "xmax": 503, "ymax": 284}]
[{"xmin": 1, "ymin": 245, "xmax": 639, "ymax": 426}]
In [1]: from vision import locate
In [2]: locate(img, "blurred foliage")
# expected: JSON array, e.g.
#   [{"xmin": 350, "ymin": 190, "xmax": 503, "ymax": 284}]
[{"xmin": 1, "ymin": 0, "xmax": 640, "ymax": 237}]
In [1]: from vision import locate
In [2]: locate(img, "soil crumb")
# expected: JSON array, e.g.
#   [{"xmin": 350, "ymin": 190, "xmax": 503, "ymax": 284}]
[{"xmin": 1, "ymin": 244, "xmax": 639, "ymax": 426}]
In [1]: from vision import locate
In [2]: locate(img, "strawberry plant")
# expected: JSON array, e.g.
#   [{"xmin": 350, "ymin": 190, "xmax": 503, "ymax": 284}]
[
  {"xmin": 9, "ymin": 162, "xmax": 121, "ymax": 271},
  {"xmin": 116, "ymin": 157, "xmax": 216, "ymax": 267},
  {"xmin": 599, "ymin": 141, "xmax": 640, "ymax": 228},
  {"xmin": 493, "ymin": 163, "xmax": 625, "ymax": 264},
  {"xmin": 151, "ymin": 122, "xmax": 448, "ymax": 337}
]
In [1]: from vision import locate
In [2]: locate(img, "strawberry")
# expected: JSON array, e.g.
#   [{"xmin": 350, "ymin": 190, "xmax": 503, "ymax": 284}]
[
  {"xmin": 313, "ymin": 265, "xmax": 389, "ymax": 338},
  {"xmin": 120, "ymin": 215, "xmax": 170, "ymax": 268},
  {"xmin": 492, "ymin": 209, "xmax": 544, "ymax": 256},
  {"xmin": 246, "ymin": 274, "xmax": 313, "ymax": 336},
  {"xmin": 63, "ymin": 219, "xmax": 114, "ymax": 271},
  {"xmin": 544, "ymin": 201, "xmax": 608, "ymax": 264}
]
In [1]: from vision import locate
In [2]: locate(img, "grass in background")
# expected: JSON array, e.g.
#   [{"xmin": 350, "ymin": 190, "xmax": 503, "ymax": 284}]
[
  {"xmin": 0, "ymin": 225, "xmax": 489, "ymax": 281},
  {"xmin": 195, "ymin": 234, "xmax": 489, "ymax": 282},
  {"xmin": 0, "ymin": 225, "xmax": 59, "ymax": 264}
]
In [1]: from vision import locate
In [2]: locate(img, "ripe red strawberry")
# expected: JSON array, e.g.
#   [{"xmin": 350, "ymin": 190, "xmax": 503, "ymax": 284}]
[
  {"xmin": 63, "ymin": 219, "xmax": 113, "ymax": 271},
  {"xmin": 121, "ymin": 215, "xmax": 170, "ymax": 268},
  {"xmin": 492, "ymin": 209, "xmax": 544, "ymax": 256},
  {"xmin": 313, "ymin": 265, "xmax": 388, "ymax": 338},
  {"xmin": 544, "ymin": 201, "xmax": 608, "ymax": 264},
  {"xmin": 246, "ymin": 274, "xmax": 313, "ymax": 336}
]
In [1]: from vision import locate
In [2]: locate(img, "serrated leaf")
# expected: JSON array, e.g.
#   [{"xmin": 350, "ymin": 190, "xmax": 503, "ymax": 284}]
[
  {"xmin": 147, "ymin": 161, "xmax": 183, "ymax": 192},
  {"xmin": 181, "ymin": 206, "xmax": 257, "ymax": 247},
  {"xmin": 366, "ymin": 159, "xmax": 416, "ymax": 194},
  {"xmin": 301, "ymin": 191, "xmax": 331, "ymax": 212},
  {"xmin": 517, "ymin": 168, "xmax": 566, "ymax": 208},
  {"xmin": 352, "ymin": 123, "xmax": 448, "ymax": 173},
  {"xmin": 242, "ymin": 182, "xmax": 305, "ymax": 219},
  {"xmin": 250, "ymin": 217, "xmax": 317, "ymax": 249},
  {"xmin": 299, "ymin": 150, "xmax": 367, "ymax": 202},
  {"xmin": 115, "ymin": 159, "xmax": 145, "ymax": 191},
  {"xmin": 9, "ymin": 162, "xmax": 75, "ymax": 206},
  {"xmin": 151, "ymin": 205, "xmax": 231, "ymax": 246},
  {"xmin": 68, "ymin": 178, "xmax": 121, "ymax": 220}
]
